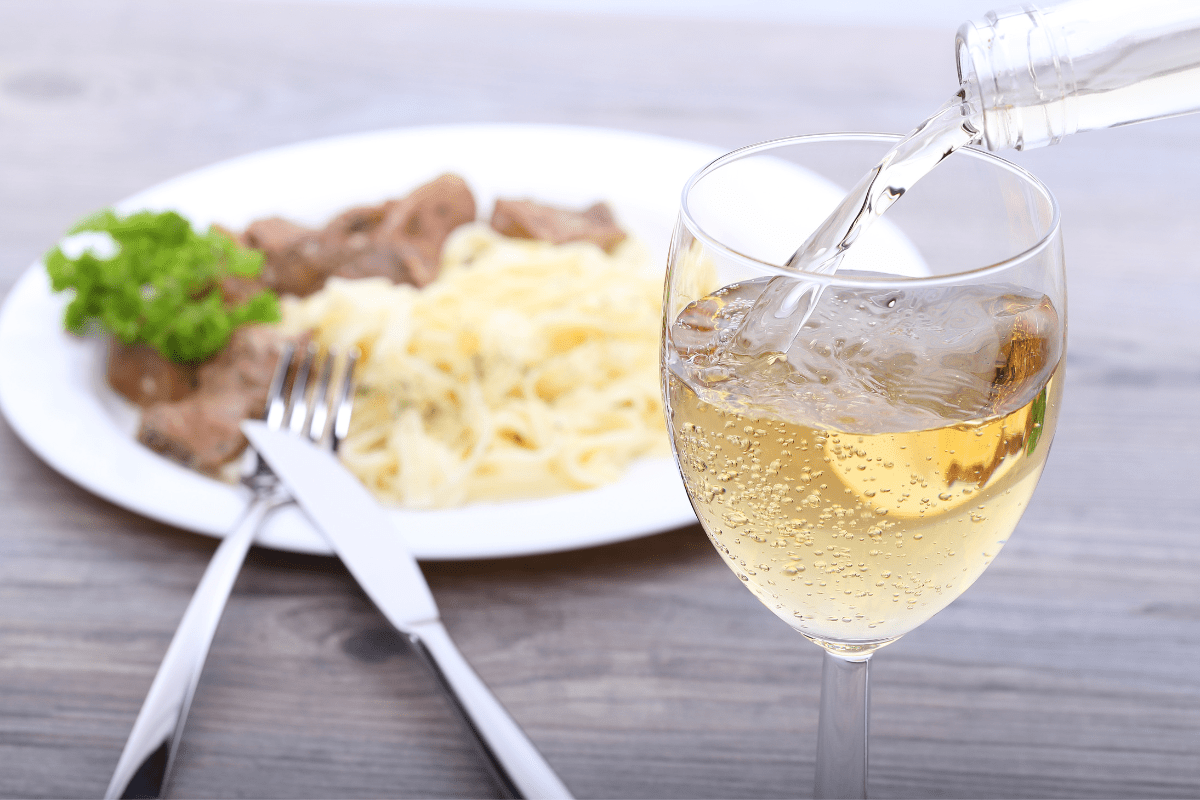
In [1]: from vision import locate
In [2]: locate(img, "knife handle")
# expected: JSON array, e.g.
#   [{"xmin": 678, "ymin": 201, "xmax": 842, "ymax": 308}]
[{"xmin": 406, "ymin": 619, "xmax": 573, "ymax": 800}]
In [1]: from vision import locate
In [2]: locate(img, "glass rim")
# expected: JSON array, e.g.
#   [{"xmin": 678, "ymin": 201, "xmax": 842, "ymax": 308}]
[{"xmin": 678, "ymin": 131, "xmax": 1062, "ymax": 288}]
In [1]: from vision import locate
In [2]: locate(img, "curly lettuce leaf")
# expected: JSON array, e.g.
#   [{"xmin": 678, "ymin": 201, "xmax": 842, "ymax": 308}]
[{"xmin": 45, "ymin": 209, "xmax": 280, "ymax": 363}]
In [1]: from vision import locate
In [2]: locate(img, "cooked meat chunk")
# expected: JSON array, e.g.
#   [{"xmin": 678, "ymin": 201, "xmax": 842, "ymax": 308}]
[
  {"xmin": 138, "ymin": 390, "xmax": 252, "ymax": 473},
  {"xmin": 243, "ymin": 216, "xmax": 315, "ymax": 253},
  {"xmin": 242, "ymin": 216, "xmax": 333, "ymax": 298},
  {"xmin": 239, "ymin": 175, "xmax": 475, "ymax": 296},
  {"xmin": 195, "ymin": 324, "xmax": 289, "ymax": 406},
  {"xmin": 136, "ymin": 325, "xmax": 293, "ymax": 473},
  {"xmin": 323, "ymin": 204, "xmax": 389, "ymax": 242},
  {"xmin": 219, "ymin": 274, "xmax": 269, "ymax": 307},
  {"xmin": 315, "ymin": 204, "xmax": 401, "ymax": 281},
  {"xmin": 356, "ymin": 174, "xmax": 476, "ymax": 287},
  {"xmin": 330, "ymin": 242, "xmax": 411, "ymax": 284},
  {"xmin": 491, "ymin": 199, "xmax": 626, "ymax": 253},
  {"xmin": 107, "ymin": 342, "xmax": 197, "ymax": 407}
]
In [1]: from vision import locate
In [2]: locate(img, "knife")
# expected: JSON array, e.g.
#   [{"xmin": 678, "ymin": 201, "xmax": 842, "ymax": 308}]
[{"xmin": 241, "ymin": 421, "xmax": 573, "ymax": 800}]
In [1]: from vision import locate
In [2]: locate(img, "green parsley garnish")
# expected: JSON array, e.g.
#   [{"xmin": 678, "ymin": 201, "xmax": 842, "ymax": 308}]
[{"xmin": 44, "ymin": 209, "xmax": 280, "ymax": 364}]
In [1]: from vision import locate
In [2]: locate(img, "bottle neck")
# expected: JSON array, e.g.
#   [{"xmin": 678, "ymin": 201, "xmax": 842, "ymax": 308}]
[
  {"xmin": 958, "ymin": 0, "xmax": 1200, "ymax": 152},
  {"xmin": 956, "ymin": 5, "xmax": 1075, "ymax": 151}
]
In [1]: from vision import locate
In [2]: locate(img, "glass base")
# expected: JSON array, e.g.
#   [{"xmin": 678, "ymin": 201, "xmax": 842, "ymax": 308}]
[{"xmin": 803, "ymin": 634, "xmax": 899, "ymax": 659}]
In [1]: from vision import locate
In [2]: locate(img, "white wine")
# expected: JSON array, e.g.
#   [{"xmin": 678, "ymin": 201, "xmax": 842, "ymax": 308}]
[{"xmin": 666, "ymin": 278, "xmax": 1062, "ymax": 648}]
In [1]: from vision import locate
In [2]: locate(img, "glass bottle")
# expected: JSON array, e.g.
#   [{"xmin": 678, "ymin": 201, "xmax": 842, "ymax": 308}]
[{"xmin": 957, "ymin": 0, "xmax": 1200, "ymax": 150}]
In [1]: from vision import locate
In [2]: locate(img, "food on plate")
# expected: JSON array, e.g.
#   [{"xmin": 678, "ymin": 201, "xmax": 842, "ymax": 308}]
[
  {"xmin": 280, "ymin": 222, "xmax": 667, "ymax": 509},
  {"xmin": 225, "ymin": 173, "xmax": 476, "ymax": 299},
  {"xmin": 137, "ymin": 325, "xmax": 296, "ymax": 472},
  {"xmin": 106, "ymin": 342, "xmax": 198, "ymax": 407},
  {"xmin": 48, "ymin": 174, "xmax": 668, "ymax": 506},
  {"xmin": 491, "ymin": 198, "xmax": 626, "ymax": 252},
  {"xmin": 89, "ymin": 176, "xmax": 474, "ymax": 474},
  {"xmin": 44, "ymin": 208, "xmax": 279, "ymax": 364}
]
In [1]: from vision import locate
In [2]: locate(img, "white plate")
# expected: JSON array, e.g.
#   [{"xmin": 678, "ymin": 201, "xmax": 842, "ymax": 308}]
[{"xmin": 0, "ymin": 124, "xmax": 905, "ymax": 560}]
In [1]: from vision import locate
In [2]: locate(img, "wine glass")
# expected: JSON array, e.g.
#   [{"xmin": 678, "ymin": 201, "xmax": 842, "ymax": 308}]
[{"xmin": 662, "ymin": 133, "xmax": 1063, "ymax": 798}]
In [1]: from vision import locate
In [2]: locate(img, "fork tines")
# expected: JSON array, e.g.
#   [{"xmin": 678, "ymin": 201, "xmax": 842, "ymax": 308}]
[{"xmin": 263, "ymin": 342, "xmax": 359, "ymax": 451}]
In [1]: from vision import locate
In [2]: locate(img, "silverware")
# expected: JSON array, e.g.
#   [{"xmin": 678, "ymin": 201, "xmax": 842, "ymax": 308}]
[
  {"xmin": 105, "ymin": 344, "xmax": 357, "ymax": 800},
  {"xmin": 242, "ymin": 421, "xmax": 574, "ymax": 800}
]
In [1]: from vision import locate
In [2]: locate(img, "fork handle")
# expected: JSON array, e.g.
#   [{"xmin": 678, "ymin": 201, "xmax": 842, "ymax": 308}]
[
  {"xmin": 405, "ymin": 619, "xmax": 573, "ymax": 800},
  {"xmin": 105, "ymin": 493, "xmax": 277, "ymax": 800}
]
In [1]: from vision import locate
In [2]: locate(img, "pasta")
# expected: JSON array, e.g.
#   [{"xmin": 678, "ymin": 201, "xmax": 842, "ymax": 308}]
[{"xmin": 279, "ymin": 223, "xmax": 670, "ymax": 509}]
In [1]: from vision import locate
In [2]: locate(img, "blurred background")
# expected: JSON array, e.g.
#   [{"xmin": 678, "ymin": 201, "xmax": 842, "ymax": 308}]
[{"xmin": 274, "ymin": 0, "xmax": 1002, "ymax": 26}]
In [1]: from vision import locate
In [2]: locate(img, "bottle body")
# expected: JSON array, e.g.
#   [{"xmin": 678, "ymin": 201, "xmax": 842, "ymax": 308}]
[{"xmin": 958, "ymin": 0, "xmax": 1200, "ymax": 151}]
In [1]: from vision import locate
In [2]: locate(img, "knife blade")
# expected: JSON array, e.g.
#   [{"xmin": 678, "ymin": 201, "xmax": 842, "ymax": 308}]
[{"xmin": 241, "ymin": 421, "xmax": 573, "ymax": 800}]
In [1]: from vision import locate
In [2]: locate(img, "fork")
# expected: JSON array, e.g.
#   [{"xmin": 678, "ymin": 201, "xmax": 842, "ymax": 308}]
[{"xmin": 105, "ymin": 342, "xmax": 358, "ymax": 800}]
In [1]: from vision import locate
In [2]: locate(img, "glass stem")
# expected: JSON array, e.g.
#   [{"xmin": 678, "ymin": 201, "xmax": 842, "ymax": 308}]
[{"xmin": 813, "ymin": 649, "xmax": 872, "ymax": 799}]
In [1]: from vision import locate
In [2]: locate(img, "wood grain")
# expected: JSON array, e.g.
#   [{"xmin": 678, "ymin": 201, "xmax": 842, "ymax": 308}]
[{"xmin": 1, "ymin": 1, "xmax": 1198, "ymax": 797}]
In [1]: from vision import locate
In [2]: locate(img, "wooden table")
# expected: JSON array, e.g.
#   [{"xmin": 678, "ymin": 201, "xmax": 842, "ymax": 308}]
[{"xmin": 2, "ymin": 2, "xmax": 1198, "ymax": 797}]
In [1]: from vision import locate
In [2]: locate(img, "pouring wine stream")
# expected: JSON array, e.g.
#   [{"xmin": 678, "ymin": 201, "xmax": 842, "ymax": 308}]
[{"xmin": 731, "ymin": 96, "xmax": 983, "ymax": 357}]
